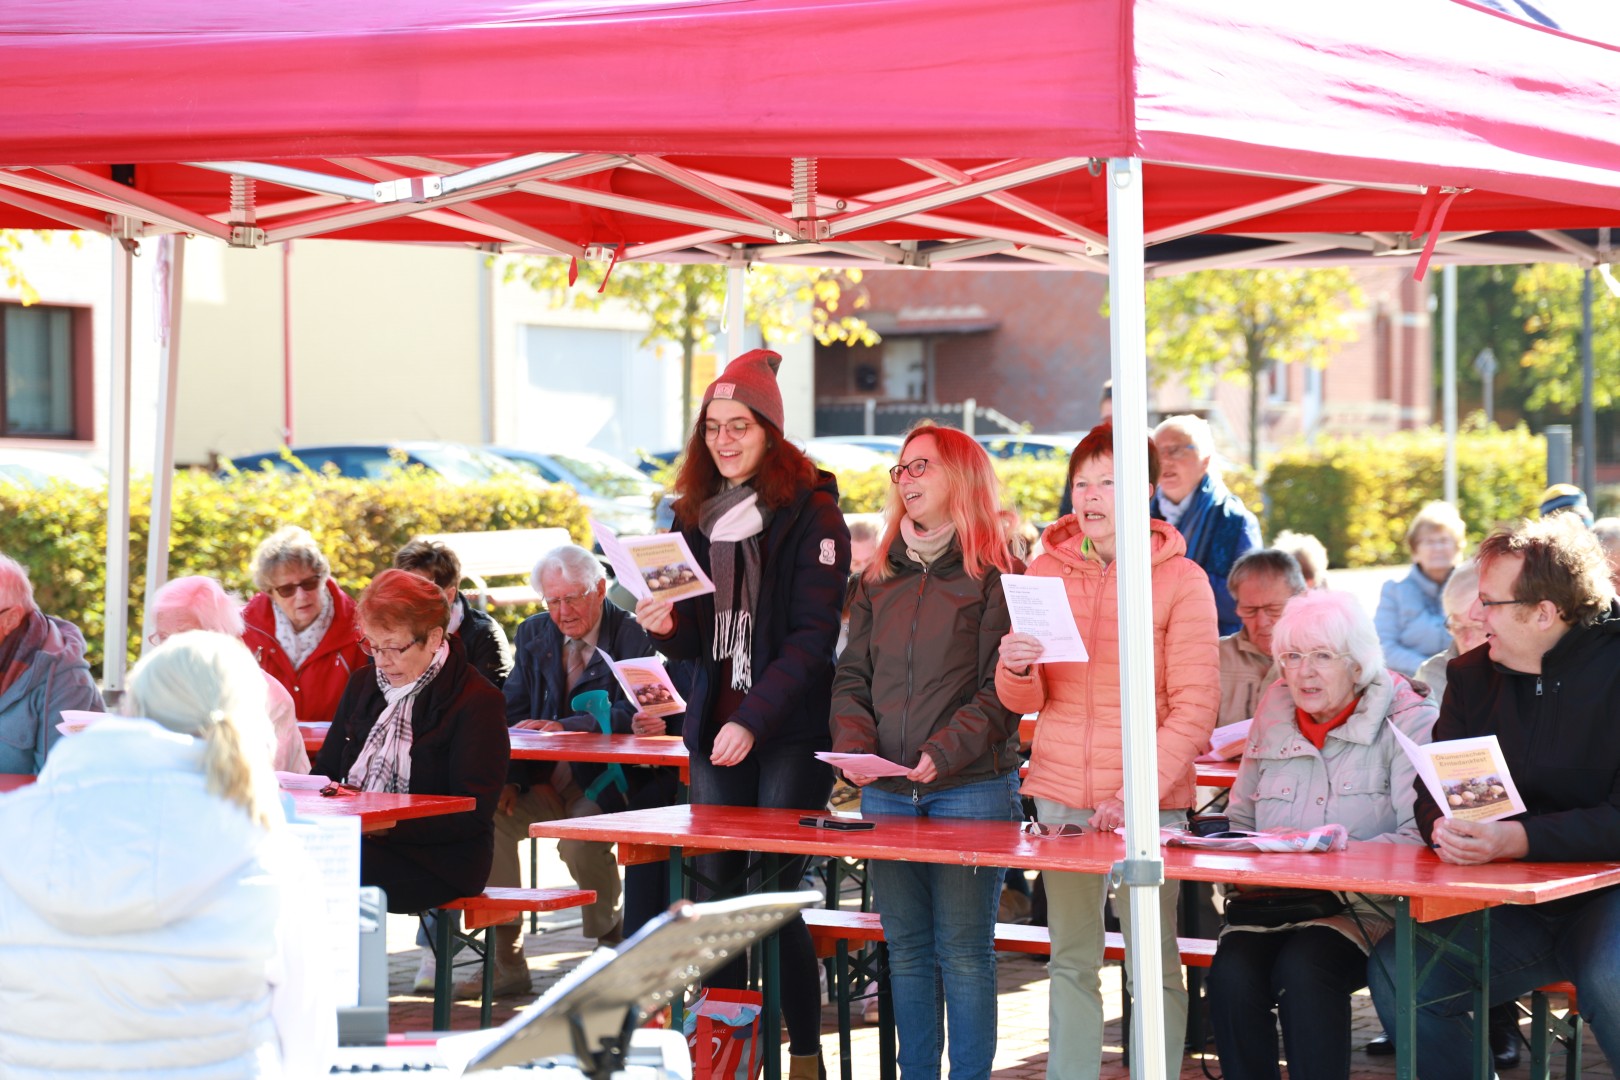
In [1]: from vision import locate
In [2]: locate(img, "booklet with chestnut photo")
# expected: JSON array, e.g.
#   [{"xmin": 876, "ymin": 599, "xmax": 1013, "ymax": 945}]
[
  {"xmin": 607, "ymin": 654, "xmax": 688, "ymax": 719},
  {"xmin": 1387, "ymin": 721, "xmax": 1527, "ymax": 823}
]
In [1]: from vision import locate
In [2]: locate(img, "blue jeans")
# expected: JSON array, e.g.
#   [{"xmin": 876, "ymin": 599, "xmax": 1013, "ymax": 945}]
[
  {"xmin": 864, "ymin": 772, "xmax": 1023, "ymax": 1080},
  {"xmin": 1368, "ymin": 887, "xmax": 1620, "ymax": 1080}
]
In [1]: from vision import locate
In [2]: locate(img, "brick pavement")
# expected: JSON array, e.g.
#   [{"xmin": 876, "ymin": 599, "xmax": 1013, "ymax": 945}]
[{"xmin": 377, "ymin": 848, "xmax": 1606, "ymax": 1077}]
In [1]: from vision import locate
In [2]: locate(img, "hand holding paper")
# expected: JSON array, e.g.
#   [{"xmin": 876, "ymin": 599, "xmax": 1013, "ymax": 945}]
[
  {"xmin": 815, "ymin": 752, "xmax": 912, "ymax": 778},
  {"xmin": 1000, "ymin": 574, "xmax": 1088, "ymax": 664}
]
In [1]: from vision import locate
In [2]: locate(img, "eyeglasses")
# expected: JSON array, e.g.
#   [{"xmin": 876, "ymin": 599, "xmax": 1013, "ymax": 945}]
[
  {"xmin": 319, "ymin": 782, "xmax": 361, "ymax": 798},
  {"xmin": 1022, "ymin": 821, "xmax": 1087, "ymax": 838},
  {"xmin": 888, "ymin": 459, "xmax": 930, "ymax": 483},
  {"xmin": 1278, "ymin": 650, "xmax": 1348, "ymax": 670},
  {"xmin": 542, "ymin": 588, "xmax": 595, "ymax": 610},
  {"xmin": 268, "ymin": 574, "xmax": 324, "ymax": 599},
  {"xmin": 1478, "ymin": 597, "xmax": 1537, "ymax": 609},
  {"xmin": 703, "ymin": 419, "xmax": 756, "ymax": 440},
  {"xmin": 1446, "ymin": 616, "xmax": 1486, "ymax": 633},
  {"xmin": 357, "ymin": 636, "xmax": 423, "ymax": 661},
  {"xmin": 1156, "ymin": 442, "xmax": 1199, "ymax": 461},
  {"xmin": 1235, "ymin": 603, "xmax": 1288, "ymax": 621}
]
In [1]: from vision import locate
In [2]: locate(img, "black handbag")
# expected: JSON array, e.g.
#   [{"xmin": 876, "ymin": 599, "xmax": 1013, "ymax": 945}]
[{"xmin": 1223, "ymin": 888, "xmax": 1347, "ymax": 928}]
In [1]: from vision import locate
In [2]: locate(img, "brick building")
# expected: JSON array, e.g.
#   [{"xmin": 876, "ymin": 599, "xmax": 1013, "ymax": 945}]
[{"xmin": 815, "ymin": 266, "xmax": 1432, "ymax": 461}]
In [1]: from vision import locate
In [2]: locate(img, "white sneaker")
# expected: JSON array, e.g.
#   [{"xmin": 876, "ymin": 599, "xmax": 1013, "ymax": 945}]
[{"xmin": 413, "ymin": 951, "xmax": 437, "ymax": 994}]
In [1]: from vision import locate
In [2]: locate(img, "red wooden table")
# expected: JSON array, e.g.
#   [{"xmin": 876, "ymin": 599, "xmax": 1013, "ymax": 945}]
[
  {"xmin": 302, "ymin": 724, "xmax": 691, "ymax": 783},
  {"xmin": 533, "ymin": 804, "xmax": 1620, "ymax": 1080},
  {"xmin": 0, "ymin": 773, "xmax": 35, "ymax": 793},
  {"xmin": 287, "ymin": 789, "xmax": 474, "ymax": 833}
]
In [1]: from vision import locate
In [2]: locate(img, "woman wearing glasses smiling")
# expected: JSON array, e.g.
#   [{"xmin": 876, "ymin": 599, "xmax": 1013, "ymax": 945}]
[
  {"xmin": 314, "ymin": 569, "xmax": 509, "ymax": 913},
  {"xmin": 636, "ymin": 349, "xmax": 849, "ymax": 1080},
  {"xmin": 1207, "ymin": 589, "xmax": 1437, "ymax": 1080},
  {"xmin": 830, "ymin": 422, "xmax": 1023, "ymax": 1080},
  {"xmin": 242, "ymin": 526, "xmax": 367, "ymax": 724}
]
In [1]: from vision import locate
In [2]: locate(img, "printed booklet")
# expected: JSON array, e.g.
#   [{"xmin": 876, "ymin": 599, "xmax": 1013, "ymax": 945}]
[
  {"xmin": 607, "ymin": 655, "xmax": 687, "ymax": 718},
  {"xmin": 1388, "ymin": 721, "xmax": 1527, "ymax": 823},
  {"xmin": 591, "ymin": 518, "xmax": 715, "ymax": 603}
]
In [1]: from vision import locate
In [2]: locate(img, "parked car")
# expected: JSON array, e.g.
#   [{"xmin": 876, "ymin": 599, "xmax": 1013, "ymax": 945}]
[
  {"xmin": 223, "ymin": 442, "xmax": 531, "ymax": 484},
  {"xmin": 798, "ymin": 440, "xmax": 894, "ymax": 475},
  {"xmin": 975, "ymin": 433, "xmax": 1081, "ymax": 461},
  {"xmin": 484, "ymin": 446, "xmax": 660, "ymax": 535},
  {"xmin": 0, "ymin": 448, "xmax": 108, "ymax": 489},
  {"xmin": 803, "ymin": 435, "xmax": 905, "ymax": 458}
]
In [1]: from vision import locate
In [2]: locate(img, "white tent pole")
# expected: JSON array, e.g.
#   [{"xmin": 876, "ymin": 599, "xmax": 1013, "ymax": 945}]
[
  {"xmin": 1107, "ymin": 157, "xmax": 1168, "ymax": 1080},
  {"xmin": 726, "ymin": 258, "xmax": 746, "ymax": 358},
  {"xmin": 1442, "ymin": 265, "xmax": 1458, "ymax": 505},
  {"xmin": 140, "ymin": 234, "xmax": 185, "ymax": 655},
  {"xmin": 102, "ymin": 221, "xmax": 137, "ymax": 696}
]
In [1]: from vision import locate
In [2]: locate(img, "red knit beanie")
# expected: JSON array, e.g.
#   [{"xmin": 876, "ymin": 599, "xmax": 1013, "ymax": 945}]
[{"xmin": 702, "ymin": 349, "xmax": 784, "ymax": 432}]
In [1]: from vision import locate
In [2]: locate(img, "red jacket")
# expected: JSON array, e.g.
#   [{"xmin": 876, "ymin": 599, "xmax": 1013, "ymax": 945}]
[{"xmin": 242, "ymin": 578, "xmax": 366, "ymax": 723}]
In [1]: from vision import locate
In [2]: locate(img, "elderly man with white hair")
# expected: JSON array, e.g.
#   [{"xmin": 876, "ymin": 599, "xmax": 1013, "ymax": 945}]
[
  {"xmin": 0, "ymin": 554, "xmax": 104, "ymax": 775},
  {"xmin": 150, "ymin": 575, "xmax": 309, "ymax": 773},
  {"xmin": 1151, "ymin": 414, "xmax": 1262, "ymax": 636},
  {"xmin": 468, "ymin": 543, "xmax": 665, "ymax": 997}
]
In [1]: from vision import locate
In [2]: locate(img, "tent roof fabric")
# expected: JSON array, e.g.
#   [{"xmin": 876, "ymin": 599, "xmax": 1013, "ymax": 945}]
[{"xmin": 2, "ymin": 0, "xmax": 1618, "ymax": 268}]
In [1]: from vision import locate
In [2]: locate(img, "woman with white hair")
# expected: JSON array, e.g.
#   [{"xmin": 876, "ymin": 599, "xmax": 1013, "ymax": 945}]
[
  {"xmin": 1206, "ymin": 591, "xmax": 1437, "ymax": 1080},
  {"xmin": 151, "ymin": 574, "xmax": 309, "ymax": 772},
  {"xmin": 242, "ymin": 526, "xmax": 366, "ymax": 723},
  {"xmin": 0, "ymin": 552, "xmax": 104, "ymax": 775},
  {"xmin": 0, "ymin": 631, "xmax": 335, "ymax": 1077}
]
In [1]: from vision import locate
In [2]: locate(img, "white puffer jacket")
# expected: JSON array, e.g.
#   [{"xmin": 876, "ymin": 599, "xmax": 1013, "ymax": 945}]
[{"xmin": 0, "ymin": 717, "xmax": 334, "ymax": 1077}]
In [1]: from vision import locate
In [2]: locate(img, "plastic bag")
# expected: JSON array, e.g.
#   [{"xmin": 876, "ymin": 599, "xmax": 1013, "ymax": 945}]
[{"xmin": 684, "ymin": 987, "xmax": 763, "ymax": 1080}]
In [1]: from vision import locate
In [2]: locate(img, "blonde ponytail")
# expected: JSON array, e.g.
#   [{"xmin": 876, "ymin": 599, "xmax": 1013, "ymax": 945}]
[{"xmin": 127, "ymin": 631, "xmax": 281, "ymax": 829}]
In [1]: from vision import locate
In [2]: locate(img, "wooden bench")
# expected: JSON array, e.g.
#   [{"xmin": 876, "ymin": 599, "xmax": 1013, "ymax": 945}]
[
  {"xmin": 802, "ymin": 907, "xmax": 1216, "ymax": 1080},
  {"xmin": 418, "ymin": 527, "xmax": 572, "ymax": 610},
  {"xmin": 427, "ymin": 886, "xmax": 596, "ymax": 1029}
]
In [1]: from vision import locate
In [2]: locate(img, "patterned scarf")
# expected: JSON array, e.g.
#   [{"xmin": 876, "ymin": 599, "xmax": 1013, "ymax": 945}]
[
  {"xmin": 699, "ymin": 485, "xmax": 772, "ymax": 691},
  {"xmin": 273, "ymin": 580, "xmax": 334, "ymax": 671},
  {"xmin": 346, "ymin": 641, "xmax": 449, "ymax": 793}
]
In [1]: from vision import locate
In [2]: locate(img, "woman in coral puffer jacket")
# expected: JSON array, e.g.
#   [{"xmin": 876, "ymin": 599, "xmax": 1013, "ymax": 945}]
[{"xmin": 997, "ymin": 423, "xmax": 1220, "ymax": 1080}]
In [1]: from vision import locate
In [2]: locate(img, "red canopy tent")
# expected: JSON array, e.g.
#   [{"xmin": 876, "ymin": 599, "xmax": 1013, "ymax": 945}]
[{"xmin": 5, "ymin": 6, "xmax": 1619, "ymax": 1074}]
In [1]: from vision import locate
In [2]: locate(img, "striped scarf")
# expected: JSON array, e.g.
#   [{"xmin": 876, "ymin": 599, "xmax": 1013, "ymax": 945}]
[{"xmin": 699, "ymin": 485, "xmax": 771, "ymax": 691}]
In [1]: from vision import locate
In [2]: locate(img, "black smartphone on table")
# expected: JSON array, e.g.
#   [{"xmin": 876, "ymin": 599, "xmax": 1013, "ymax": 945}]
[{"xmin": 799, "ymin": 815, "xmax": 876, "ymax": 831}]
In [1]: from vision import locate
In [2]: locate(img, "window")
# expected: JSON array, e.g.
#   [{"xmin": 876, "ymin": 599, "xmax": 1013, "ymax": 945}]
[{"xmin": 1, "ymin": 303, "xmax": 90, "ymax": 439}]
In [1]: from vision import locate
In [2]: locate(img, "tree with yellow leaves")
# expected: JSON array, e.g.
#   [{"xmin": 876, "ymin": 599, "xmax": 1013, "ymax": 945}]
[{"xmin": 506, "ymin": 258, "xmax": 879, "ymax": 435}]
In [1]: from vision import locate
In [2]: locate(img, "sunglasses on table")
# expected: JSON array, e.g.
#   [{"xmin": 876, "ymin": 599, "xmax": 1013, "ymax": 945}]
[
  {"xmin": 319, "ymin": 782, "xmax": 361, "ymax": 798},
  {"xmin": 1021, "ymin": 821, "xmax": 1088, "ymax": 838},
  {"xmin": 268, "ymin": 574, "xmax": 325, "ymax": 599}
]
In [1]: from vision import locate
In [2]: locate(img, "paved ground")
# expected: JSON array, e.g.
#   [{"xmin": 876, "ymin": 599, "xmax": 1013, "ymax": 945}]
[{"xmin": 379, "ymin": 849, "xmax": 1605, "ymax": 1078}]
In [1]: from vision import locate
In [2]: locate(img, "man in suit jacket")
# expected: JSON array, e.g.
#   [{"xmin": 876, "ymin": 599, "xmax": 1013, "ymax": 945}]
[{"xmin": 469, "ymin": 544, "xmax": 655, "ymax": 997}]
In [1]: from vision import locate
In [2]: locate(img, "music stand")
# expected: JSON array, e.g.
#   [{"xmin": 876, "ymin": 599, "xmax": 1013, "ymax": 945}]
[{"xmin": 463, "ymin": 889, "xmax": 820, "ymax": 1078}]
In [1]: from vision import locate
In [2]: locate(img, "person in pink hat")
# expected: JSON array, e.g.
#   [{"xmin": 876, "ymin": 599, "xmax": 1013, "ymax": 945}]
[{"xmin": 637, "ymin": 349, "xmax": 850, "ymax": 1080}]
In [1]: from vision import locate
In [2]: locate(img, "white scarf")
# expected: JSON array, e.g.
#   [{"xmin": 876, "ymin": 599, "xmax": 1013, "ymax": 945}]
[
  {"xmin": 346, "ymin": 642, "xmax": 449, "ymax": 793},
  {"xmin": 274, "ymin": 581, "xmax": 334, "ymax": 670}
]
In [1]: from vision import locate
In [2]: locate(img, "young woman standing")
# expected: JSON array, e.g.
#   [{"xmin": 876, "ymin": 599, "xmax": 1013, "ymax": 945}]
[
  {"xmin": 830, "ymin": 422, "xmax": 1023, "ymax": 1080},
  {"xmin": 636, "ymin": 349, "xmax": 849, "ymax": 1080}
]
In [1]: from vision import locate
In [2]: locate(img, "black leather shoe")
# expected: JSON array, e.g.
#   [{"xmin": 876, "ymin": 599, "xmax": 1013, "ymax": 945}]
[
  {"xmin": 1366, "ymin": 1033, "xmax": 1395, "ymax": 1056},
  {"xmin": 1491, "ymin": 1004, "xmax": 1522, "ymax": 1070}
]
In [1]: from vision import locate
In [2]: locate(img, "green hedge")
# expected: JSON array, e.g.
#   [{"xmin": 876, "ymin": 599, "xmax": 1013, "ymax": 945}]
[
  {"xmin": 2, "ymin": 468, "xmax": 588, "ymax": 678},
  {"xmin": 1263, "ymin": 425, "xmax": 1545, "ymax": 568}
]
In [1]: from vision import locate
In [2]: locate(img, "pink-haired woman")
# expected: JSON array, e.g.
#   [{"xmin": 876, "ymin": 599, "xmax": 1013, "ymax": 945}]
[{"xmin": 830, "ymin": 422, "xmax": 1023, "ymax": 1080}]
